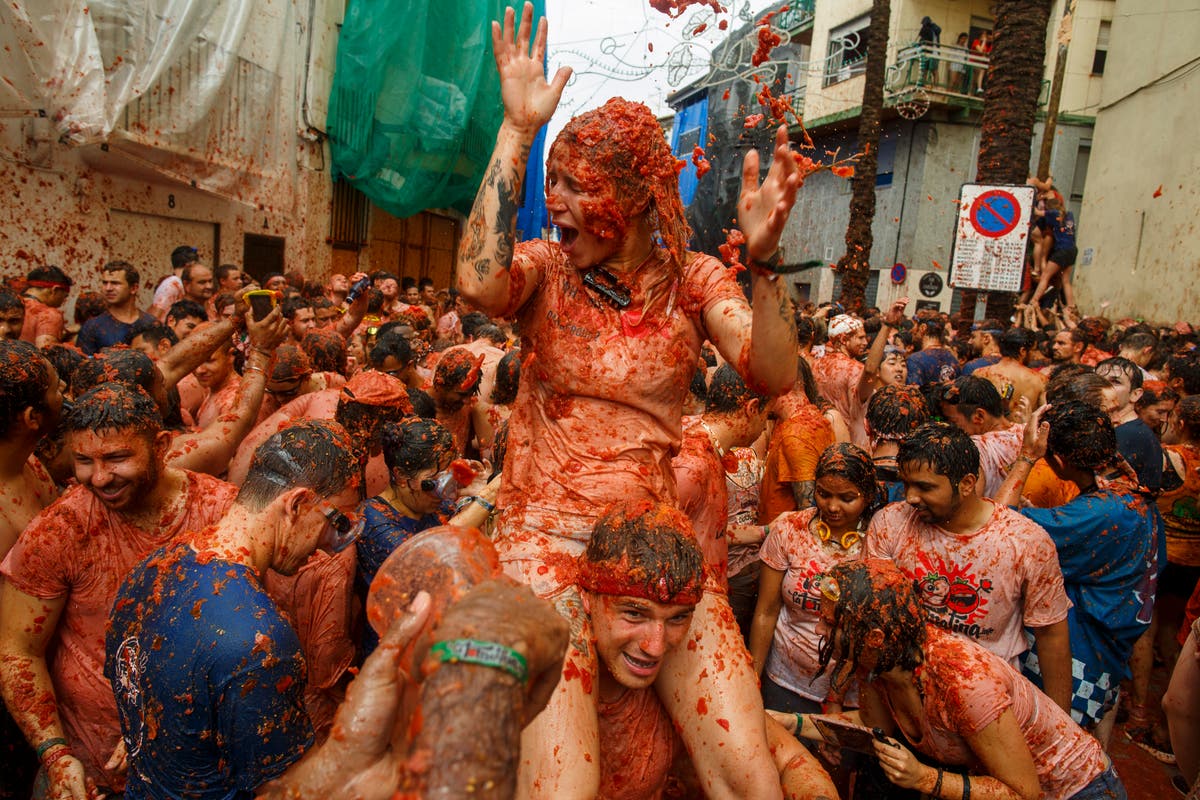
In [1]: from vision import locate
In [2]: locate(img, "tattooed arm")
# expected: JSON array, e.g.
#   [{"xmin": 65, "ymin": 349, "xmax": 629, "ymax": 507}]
[{"xmin": 457, "ymin": 3, "xmax": 570, "ymax": 317}]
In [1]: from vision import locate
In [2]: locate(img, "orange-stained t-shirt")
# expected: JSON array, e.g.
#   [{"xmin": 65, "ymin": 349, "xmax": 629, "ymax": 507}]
[
  {"xmin": 265, "ymin": 546, "xmax": 358, "ymax": 741},
  {"xmin": 1023, "ymin": 458, "xmax": 1080, "ymax": 508},
  {"xmin": 0, "ymin": 471, "xmax": 237, "ymax": 790},
  {"xmin": 758, "ymin": 404, "xmax": 835, "ymax": 525},
  {"xmin": 20, "ymin": 296, "xmax": 65, "ymax": 344},
  {"xmin": 597, "ymin": 686, "xmax": 679, "ymax": 800},
  {"xmin": 496, "ymin": 240, "xmax": 744, "ymax": 542},
  {"xmin": 866, "ymin": 500, "xmax": 1070, "ymax": 664},
  {"xmin": 811, "ymin": 350, "xmax": 867, "ymax": 448},
  {"xmin": 889, "ymin": 626, "xmax": 1109, "ymax": 800},
  {"xmin": 672, "ymin": 417, "xmax": 729, "ymax": 591},
  {"xmin": 1159, "ymin": 444, "xmax": 1200, "ymax": 566}
]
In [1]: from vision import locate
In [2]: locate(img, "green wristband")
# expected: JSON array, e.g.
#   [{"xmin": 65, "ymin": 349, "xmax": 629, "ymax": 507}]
[
  {"xmin": 794, "ymin": 713, "xmax": 804, "ymax": 736},
  {"xmin": 36, "ymin": 736, "xmax": 68, "ymax": 760},
  {"xmin": 430, "ymin": 638, "xmax": 528, "ymax": 684}
]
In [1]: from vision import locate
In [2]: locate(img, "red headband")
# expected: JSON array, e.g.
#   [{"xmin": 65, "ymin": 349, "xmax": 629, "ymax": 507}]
[{"xmin": 577, "ymin": 553, "xmax": 705, "ymax": 607}]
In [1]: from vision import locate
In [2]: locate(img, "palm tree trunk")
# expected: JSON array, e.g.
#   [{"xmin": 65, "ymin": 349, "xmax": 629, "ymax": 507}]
[
  {"xmin": 835, "ymin": 0, "xmax": 891, "ymax": 312},
  {"xmin": 959, "ymin": 0, "xmax": 1053, "ymax": 321}
]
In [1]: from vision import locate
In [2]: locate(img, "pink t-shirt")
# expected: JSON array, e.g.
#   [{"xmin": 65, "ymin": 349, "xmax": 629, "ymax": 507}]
[
  {"xmin": 865, "ymin": 501, "xmax": 1070, "ymax": 663},
  {"xmin": 972, "ymin": 423, "xmax": 1024, "ymax": 498},
  {"xmin": 759, "ymin": 507, "xmax": 863, "ymax": 701},
  {"xmin": 151, "ymin": 275, "xmax": 184, "ymax": 316},
  {"xmin": 811, "ymin": 350, "xmax": 867, "ymax": 448},
  {"xmin": 496, "ymin": 240, "xmax": 744, "ymax": 542},
  {"xmin": 0, "ymin": 472, "xmax": 237, "ymax": 789},
  {"xmin": 892, "ymin": 626, "xmax": 1108, "ymax": 799}
]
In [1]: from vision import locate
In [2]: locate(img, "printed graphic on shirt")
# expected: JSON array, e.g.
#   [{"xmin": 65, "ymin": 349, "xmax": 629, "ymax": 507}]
[
  {"xmin": 113, "ymin": 635, "xmax": 147, "ymax": 758},
  {"xmin": 788, "ymin": 559, "xmax": 824, "ymax": 614},
  {"xmin": 906, "ymin": 552, "xmax": 995, "ymax": 640}
]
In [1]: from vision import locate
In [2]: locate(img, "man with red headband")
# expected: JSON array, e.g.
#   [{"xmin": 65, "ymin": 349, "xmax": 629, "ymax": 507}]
[
  {"xmin": 20, "ymin": 265, "xmax": 72, "ymax": 347},
  {"xmin": 580, "ymin": 502, "xmax": 836, "ymax": 800},
  {"xmin": 456, "ymin": 5, "xmax": 803, "ymax": 798},
  {"xmin": 813, "ymin": 314, "xmax": 871, "ymax": 448}
]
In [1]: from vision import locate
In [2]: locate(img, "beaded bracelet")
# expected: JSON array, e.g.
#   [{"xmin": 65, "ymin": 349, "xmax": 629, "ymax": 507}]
[
  {"xmin": 430, "ymin": 638, "xmax": 528, "ymax": 684},
  {"xmin": 932, "ymin": 768, "xmax": 944, "ymax": 797},
  {"xmin": 35, "ymin": 736, "xmax": 68, "ymax": 761}
]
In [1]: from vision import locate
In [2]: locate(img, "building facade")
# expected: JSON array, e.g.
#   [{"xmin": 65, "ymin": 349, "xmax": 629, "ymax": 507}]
[
  {"xmin": 0, "ymin": 0, "xmax": 463, "ymax": 312},
  {"xmin": 671, "ymin": 0, "xmax": 1114, "ymax": 313},
  {"xmin": 1073, "ymin": 0, "xmax": 1200, "ymax": 323}
]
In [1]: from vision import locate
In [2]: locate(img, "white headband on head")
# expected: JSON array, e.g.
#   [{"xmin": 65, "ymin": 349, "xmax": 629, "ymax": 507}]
[{"xmin": 829, "ymin": 314, "xmax": 863, "ymax": 338}]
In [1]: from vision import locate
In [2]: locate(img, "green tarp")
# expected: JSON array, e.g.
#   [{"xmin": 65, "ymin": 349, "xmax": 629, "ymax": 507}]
[{"xmin": 328, "ymin": 0, "xmax": 541, "ymax": 217}]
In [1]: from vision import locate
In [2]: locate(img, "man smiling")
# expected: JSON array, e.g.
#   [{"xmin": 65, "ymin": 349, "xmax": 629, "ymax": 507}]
[
  {"xmin": 0, "ymin": 384, "xmax": 236, "ymax": 798},
  {"xmin": 579, "ymin": 502, "xmax": 834, "ymax": 799}
]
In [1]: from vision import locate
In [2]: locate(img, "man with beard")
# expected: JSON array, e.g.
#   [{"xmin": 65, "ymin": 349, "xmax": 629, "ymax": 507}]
[
  {"xmin": 865, "ymin": 422, "xmax": 1074, "ymax": 715},
  {"xmin": 105, "ymin": 420, "xmax": 362, "ymax": 799},
  {"xmin": 0, "ymin": 384, "xmax": 237, "ymax": 798},
  {"xmin": 77, "ymin": 261, "xmax": 156, "ymax": 356},
  {"xmin": 812, "ymin": 314, "xmax": 871, "ymax": 448}
]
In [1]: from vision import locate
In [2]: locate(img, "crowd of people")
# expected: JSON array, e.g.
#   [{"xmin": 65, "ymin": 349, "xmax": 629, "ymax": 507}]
[{"xmin": 0, "ymin": 3, "xmax": 1197, "ymax": 799}]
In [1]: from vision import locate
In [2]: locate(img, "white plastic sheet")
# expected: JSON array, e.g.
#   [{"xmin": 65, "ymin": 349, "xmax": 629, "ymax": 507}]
[{"xmin": 0, "ymin": 0, "xmax": 297, "ymax": 204}]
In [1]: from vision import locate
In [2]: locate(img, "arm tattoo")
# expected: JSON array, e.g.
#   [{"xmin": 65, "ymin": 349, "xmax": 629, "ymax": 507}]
[
  {"xmin": 473, "ymin": 259, "xmax": 491, "ymax": 281},
  {"xmin": 494, "ymin": 170, "xmax": 520, "ymax": 268},
  {"xmin": 792, "ymin": 481, "xmax": 815, "ymax": 509}
]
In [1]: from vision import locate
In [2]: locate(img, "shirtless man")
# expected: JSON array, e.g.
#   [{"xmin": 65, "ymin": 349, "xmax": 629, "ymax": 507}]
[
  {"xmin": 0, "ymin": 341, "xmax": 63, "ymax": 796},
  {"xmin": 975, "ymin": 326, "xmax": 1047, "ymax": 413},
  {"xmin": 0, "ymin": 384, "xmax": 237, "ymax": 797},
  {"xmin": 19, "ymin": 264, "xmax": 72, "ymax": 348},
  {"xmin": 0, "ymin": 342, "xmax": 63, "ymax": 558}
]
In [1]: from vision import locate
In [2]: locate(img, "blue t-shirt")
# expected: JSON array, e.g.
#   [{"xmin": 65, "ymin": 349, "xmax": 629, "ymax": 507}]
[
  {"xmin": 355, "ymin": 496, "xmax": 443, "ymax": 653},
  {"xmin": 1116, "ymin": 418, "xmax": 1164, "ymax": 492},
  {"xmin": 1044, "ymin": 208, "xmax": 1076, "ymax": 251},
  {"xmin": 906, "ymin": 347, "xmax": 961, "ymax": 386},
  {"xmin": 962, "ymin": 355, "xmax": 1000, "ymax": 375},
  {"xmin": 106, "ymin": 542, "xmax": 312, "ymax": 800},
  {"xmin": 77, "ymin": 310, "xmax": 156, "ymax": 355},
  {"xmin": 1018, "ymin": 489, "xmax": 1163, "ymax": 725}
]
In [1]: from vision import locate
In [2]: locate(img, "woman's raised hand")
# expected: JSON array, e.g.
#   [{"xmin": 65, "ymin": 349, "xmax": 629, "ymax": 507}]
[
  {"xmin": 738, "ymin": 125, "xmax": 803, "ymax": 263},
  {"xmin": 493, "ymin": 2, "xmax": 571, "ymax": 135}
]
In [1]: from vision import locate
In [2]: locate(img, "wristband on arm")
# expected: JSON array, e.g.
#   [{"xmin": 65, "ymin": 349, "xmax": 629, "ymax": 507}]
[{"xmin": 430, "ymin": 639, "xmax": 528, "ymax": 684}]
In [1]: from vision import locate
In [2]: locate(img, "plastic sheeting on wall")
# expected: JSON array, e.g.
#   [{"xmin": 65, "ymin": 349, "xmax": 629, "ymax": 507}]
[
  {"xmin": 0, "ymin": 0, "xmax": 298, "ymax": 208},
  {"xmin": 327, "ymin": 0, "xmax": 541, "ymax": 219}
]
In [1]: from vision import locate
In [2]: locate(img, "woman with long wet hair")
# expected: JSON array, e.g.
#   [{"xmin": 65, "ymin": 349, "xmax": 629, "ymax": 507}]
[{"xmin": 778, "ymin": 560, "xmax": 1126, "ymax": 800}]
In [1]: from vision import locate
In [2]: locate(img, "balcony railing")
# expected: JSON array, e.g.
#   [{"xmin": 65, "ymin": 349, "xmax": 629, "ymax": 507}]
[
  {"xmin": 781, "ymin": 83, "xmax": 807, "ymax": 118},
  {"xmin": 885, "ymin": 42, "xmax": 1049, "ymax": 108}
]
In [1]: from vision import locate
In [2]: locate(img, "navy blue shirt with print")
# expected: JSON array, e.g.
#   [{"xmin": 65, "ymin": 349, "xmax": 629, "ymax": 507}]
[
  {"xmin": 1019, "ymin": 488, "xmax": 1164, "ymax": 726},
  {"xmin": 105, "ymin": 542, "xmax": 312, "ymax": 800},
  {"xmin": 905, "ymin": 347, "xmax": 961, "ymax": 386}
]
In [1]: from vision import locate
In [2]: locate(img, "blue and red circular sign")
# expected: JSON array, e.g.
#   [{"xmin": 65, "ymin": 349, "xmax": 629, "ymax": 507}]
[
  {"xmin": 968, "ymin": 189, "xmax": 1021, "ymax": 238},
  {"xmin": 890, "ymin": 263, "xmax": 907, "ymax": 283}
]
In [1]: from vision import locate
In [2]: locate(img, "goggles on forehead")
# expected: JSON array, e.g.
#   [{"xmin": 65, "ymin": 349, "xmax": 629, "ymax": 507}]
[{"xmin": 318, "ymin": 504, "xmax": 364, "ymax": 553}]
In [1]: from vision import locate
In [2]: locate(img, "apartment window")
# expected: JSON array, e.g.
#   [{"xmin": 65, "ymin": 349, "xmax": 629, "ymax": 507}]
[
  {"xmin": 1091, "ymin": 20, "xmax": 1111, "ymax": 75},
  {"xmin": 825, "ymin": 15, "xmax": 870, "ymax": 87}
]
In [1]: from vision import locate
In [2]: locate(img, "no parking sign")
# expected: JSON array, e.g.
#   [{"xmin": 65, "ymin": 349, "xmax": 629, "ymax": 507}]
[{"xmin": 949, "ymin": 184, "xmax": 1036, "ymax": 293}]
